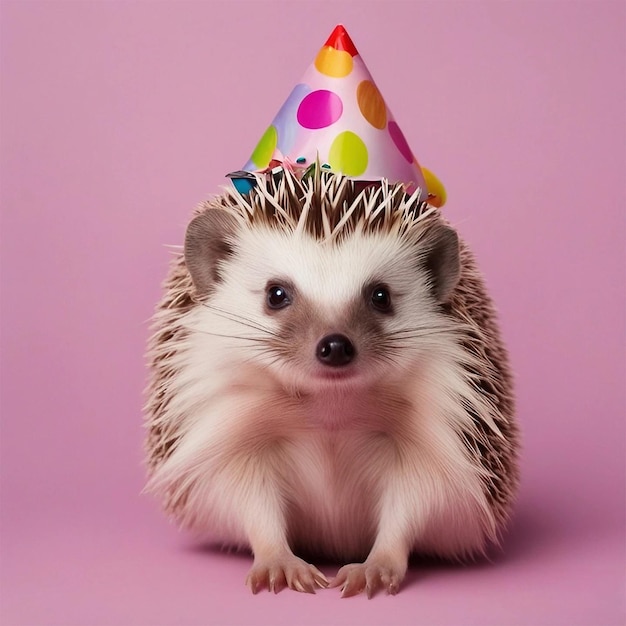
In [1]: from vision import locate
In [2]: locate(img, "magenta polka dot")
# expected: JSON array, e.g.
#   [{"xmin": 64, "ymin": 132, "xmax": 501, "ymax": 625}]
[
  {"xmin": 388, "ymin": 121, "xmax": 413, "ymax": 163},
  {"xmin": 297, "ymin": 90, "xmax": 343, "ymax": 129}
]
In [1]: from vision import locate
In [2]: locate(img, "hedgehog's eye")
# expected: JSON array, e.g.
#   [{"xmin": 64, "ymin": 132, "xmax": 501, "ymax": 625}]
[
  {"xmin": 267, "ymin": 285, "xmax": 291, "ymax": 309},
  {"xmin": 370, "ymin": 285, "xmax": 392, "ymax": 313}
]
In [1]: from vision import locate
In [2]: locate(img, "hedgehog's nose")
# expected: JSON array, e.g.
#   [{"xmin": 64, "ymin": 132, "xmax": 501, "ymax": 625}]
[{"xmin": 316, "ymin": 334, "xmax": 355, "ymax": 367}]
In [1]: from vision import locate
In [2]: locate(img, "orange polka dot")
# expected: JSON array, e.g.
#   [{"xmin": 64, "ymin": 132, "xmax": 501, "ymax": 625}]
[
  {"xmin": 314, "ymin": 46, "xmax": 353, "ymax": 78},
  {"xmin": 357, "ymin": 80, "xmax": 387, "ymax": 129}
]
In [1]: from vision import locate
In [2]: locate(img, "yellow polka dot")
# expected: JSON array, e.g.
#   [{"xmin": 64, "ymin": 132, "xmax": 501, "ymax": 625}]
[
  {"xmin": 250, "ymin": 125, "xmax": 277, "ymax": 169},
  {"xmin": 328, "ymin": 131, "xmax": 368, "ymax": 176},
  {"xmin": 357, "ymin": 80, "xmax": 387, "ymax": 129},
  {"xmin": 422, "ymin": 166, "xmax": 447, "ymax": 207},
  {"xmin": 314, "ymin": 46, "xmax": 353, "ymax": 78}
]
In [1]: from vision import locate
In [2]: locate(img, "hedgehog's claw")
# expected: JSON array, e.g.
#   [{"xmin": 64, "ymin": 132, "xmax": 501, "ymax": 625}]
[
  {"xmin": 331, "ymin": 559, "xmax": 406, "ymax": 598},
  {"xmin": 246, "ymin": 554, "xmax": 328, "ymax": 595}
]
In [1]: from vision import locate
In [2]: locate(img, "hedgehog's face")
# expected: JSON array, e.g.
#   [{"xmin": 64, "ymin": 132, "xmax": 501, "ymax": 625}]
[{"xmin": 184, "ymin": 206, "xmax": 460, "ymax": 395}]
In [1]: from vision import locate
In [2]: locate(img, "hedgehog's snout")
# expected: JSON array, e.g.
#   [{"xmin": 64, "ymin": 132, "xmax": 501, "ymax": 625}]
[{"xmin": 315, "ymin": 333, "xmax": 356, "ymax": 367}]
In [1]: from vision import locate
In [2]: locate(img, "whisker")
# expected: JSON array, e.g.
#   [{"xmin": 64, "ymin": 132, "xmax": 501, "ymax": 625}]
[
  {"xmin": 387, "ymin": 326, "xmax": 454, "ymax": 339},
  {"xmin": 385, "ymin": 330, "xmax": 452, "ymax": 340},
  {"xmin": 193, "ymin": 300, "xmax": 280, "ymax": 337},
  {"xmin": 387, "ymin": 327, "xmax": 450, "ymax": 337},
  {"xmin": 240, "ymin": 349, "xmax": 285, "ymax": 367},
  {"xmin": 186, "ymin": 329, "xmax": 270, "ymax": 343}
]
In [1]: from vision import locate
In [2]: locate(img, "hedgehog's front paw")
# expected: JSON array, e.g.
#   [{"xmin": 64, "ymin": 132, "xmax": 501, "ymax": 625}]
[
  {"xmin": 246, "ymin": 553, "xmax": 329, "ymax": 594},
  {"xmin": 330, "ymin": 556, "xmax": 407, "ymax": 598}
]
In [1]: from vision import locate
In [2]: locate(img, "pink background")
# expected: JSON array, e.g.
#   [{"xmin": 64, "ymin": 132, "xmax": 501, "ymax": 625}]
[{"xmin": 1, "ymin": 1, "xmax": 624, "ymax": 624}]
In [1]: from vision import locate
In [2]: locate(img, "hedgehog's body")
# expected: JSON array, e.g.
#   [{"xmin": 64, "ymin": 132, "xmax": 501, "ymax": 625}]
[{"xmin": 145, "ymin": 170, "xmax": 518, "ymax": 596}]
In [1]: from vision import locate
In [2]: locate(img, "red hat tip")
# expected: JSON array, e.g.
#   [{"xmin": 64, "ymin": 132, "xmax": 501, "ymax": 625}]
[{"xmin": 324, "ymin": 24, "xmax": 359, "ymax": 57}]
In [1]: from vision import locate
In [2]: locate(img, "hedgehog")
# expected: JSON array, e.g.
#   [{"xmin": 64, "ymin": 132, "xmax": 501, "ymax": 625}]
[{"xmin": 144, "ymin": 167, "xmax": 519, "ymax": 598}]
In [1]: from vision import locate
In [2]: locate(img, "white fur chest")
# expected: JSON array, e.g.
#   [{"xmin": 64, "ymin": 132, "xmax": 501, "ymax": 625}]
[{"xmin": 283, "ymin": 427, "xmax": 381, "ymax": 560}]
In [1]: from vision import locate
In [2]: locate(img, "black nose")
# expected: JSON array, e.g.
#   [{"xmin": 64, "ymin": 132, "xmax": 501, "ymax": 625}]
[{"xmin": 316, "ymin": 334, "xmax": 356, "ymax": 367}]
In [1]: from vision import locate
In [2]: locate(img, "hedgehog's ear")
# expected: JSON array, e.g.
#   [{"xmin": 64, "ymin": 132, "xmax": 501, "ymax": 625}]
[
  {"xmin": 420, "ymin": 223, "xmax": 460, "ymax": 303},
  {"xmin": 184, "ymin": 209, "xmax": 239, "ymax": 296}
]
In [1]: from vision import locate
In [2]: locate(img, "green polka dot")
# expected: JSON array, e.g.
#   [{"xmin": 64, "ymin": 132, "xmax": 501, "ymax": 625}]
[
  {"xmin": 250, "ymin": 125, "xmax": 278, "ymax": 169},
  {"xmin": 328, "ymin": 131, "xmax": 368, "ymax": 176}
]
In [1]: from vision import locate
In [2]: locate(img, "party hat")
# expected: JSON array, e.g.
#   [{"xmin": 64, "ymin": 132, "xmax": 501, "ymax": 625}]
[{"xmin": 230, "ymin": 24, "xmax": 445, "ymax": 205}]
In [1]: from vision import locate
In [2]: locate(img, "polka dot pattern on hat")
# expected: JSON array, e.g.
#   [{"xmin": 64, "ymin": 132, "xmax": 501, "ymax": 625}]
[
  {"xmin": 241, "ymin": 24, "xmax": 428, "ymax": 197},
  {"xmin": 329, "ymin": 131, "xmax": 368, "ymax": 176},
  {"xmin": 357, "ymin": 80, "xmax": 387, "ymax": 130},
  {"xmin": 388, "ymin": 121, "xmax": 414, "ymax": 164},
  {"xmin": 297, "ymin": 90, "xmax": 343, "ymax": 129},
  {"xmin": 250, "ymin": 125, "xmax": 277, "ymax": 169},
  {"xmin": 314, "ymin": 47, "xmax": 353, "ymax": 78}
]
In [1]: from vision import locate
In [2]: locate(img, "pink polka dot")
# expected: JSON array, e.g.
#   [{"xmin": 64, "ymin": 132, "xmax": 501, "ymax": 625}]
[
  {"xmin": 297, "ymin": 90, "xmax": 343, "ymax": 129},
  {"xmin": 388, "ymin": 121, "xmax": 413, "ymax": 163}
]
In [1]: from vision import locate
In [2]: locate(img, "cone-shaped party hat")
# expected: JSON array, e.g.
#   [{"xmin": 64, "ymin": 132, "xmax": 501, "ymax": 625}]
[{"xmin": 231, "ymin": 25, "xmax": 445, "ymax": 205}]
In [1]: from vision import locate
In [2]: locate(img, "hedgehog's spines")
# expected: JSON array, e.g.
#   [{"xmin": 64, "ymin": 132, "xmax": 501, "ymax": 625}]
[
  {"xmin": 144, "ymin": 169, "xmax": 519, "ymax": 545},
  {"xmin": 200, "ymin": 167, "xmax": 434, "ymax": 244}
]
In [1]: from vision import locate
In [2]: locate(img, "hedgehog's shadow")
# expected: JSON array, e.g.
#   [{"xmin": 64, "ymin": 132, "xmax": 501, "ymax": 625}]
[
  {"xmin": 186, "ymin": 504, "xmax": 549, "ymax": 592},
  {"xmin": 408, "ymin": 497, "xmax": 577, "ymax": 590},
  {"xmin": 402, "ymin": 505, "xmax": 553, "ymax": 588}
]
